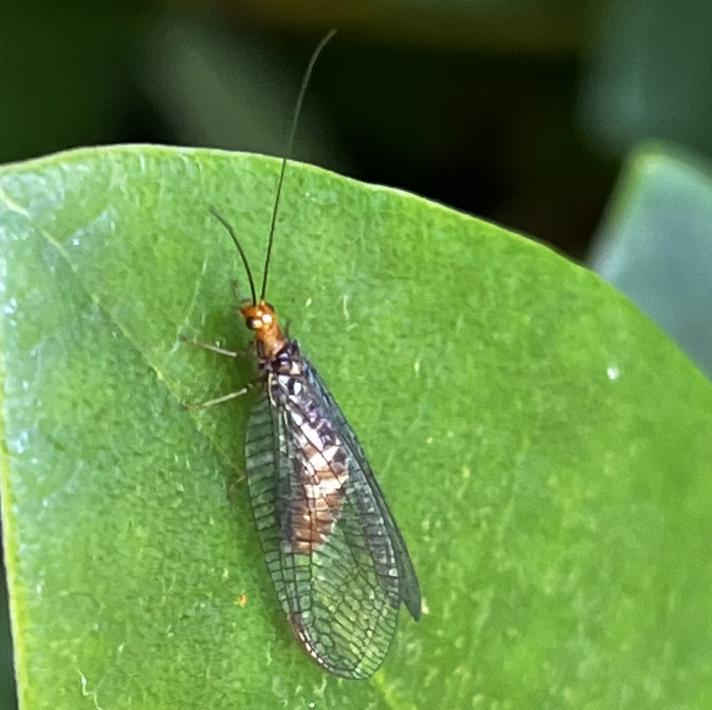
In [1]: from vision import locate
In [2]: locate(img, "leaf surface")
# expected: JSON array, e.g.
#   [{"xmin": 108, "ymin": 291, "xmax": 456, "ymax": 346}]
[{"xmin": 1, "ymin": 146, "xmax": 712, "ymax": 708}]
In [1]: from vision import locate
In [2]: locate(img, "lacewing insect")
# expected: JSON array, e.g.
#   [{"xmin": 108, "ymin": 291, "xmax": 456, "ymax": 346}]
[{"xmin": 186, "ymin": 30, "xmax": 421, "ymax": 679}]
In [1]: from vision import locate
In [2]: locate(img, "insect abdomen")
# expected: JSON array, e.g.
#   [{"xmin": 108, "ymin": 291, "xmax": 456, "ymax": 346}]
[{"xmin": 270, "ymin": 370, "xmax": 350, "ymax": 554}]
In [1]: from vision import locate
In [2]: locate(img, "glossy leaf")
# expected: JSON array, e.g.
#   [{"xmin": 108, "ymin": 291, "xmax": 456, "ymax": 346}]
[{"xmin": 2, "ymin": 146, "xmax": 712, "ymax": 708}]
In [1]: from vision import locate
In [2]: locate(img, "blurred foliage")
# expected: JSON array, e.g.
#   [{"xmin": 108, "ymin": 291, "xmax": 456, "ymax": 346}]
[
  {"xmin": 233, "ymin": 0, "xmax": 593, "ymax": 54},
  {"xmin": 580, "ymin": 0, "xmax": 712, "ymax": 157},
  {"xmin": 139, "ymin": 15, "xmax": 345, "ymax": 169},
  {"xmin": 0, "ymin": 0, "xmax": 616, "ymax": 254},
  {"xmin": 591, "ymin": 143, "xmax": 712, "ymax": 379},
  {"xmin": 0, "ymin": 0, "xmax": 145, "ymax": 164}
]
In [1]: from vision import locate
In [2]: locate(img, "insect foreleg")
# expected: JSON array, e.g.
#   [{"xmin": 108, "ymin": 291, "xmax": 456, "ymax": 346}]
[{"xmin": 179, "ymin": 334, "xmax": 248, "ymax": 358}]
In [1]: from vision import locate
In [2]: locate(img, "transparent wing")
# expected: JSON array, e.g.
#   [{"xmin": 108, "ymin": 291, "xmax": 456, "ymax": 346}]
[
  {"xmin": 245, "ymin": 360, "xmax": 419, "ymax": 678},
  {"xmin": 305, "ymin": 362, "xmax": 422, "ymax": 620}
]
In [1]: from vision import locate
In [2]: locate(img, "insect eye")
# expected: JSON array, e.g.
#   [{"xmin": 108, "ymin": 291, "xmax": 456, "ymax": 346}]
[{"xmin": 246, "ymin": 317, "xmax": 261, "ymax": 330}]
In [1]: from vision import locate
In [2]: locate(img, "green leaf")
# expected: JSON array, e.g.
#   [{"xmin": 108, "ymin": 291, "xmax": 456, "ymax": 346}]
[
  {"xmin": 2, "ymin": 146, "xmax": 712, "ymax": 708},
  {"xmin": 591, "ymin": 142, "xmax": 712, "ymax": 380}
]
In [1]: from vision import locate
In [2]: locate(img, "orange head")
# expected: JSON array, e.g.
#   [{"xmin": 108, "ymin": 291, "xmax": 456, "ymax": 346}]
[{"xmin": 240, "ymin": 301, "xmax": 286, "ymax": 359}]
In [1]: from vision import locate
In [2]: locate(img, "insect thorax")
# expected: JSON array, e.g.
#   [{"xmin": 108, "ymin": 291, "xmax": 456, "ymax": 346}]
[{"xmin": 259, "ymin": 339, "xmax": 302, "ymax": 375}]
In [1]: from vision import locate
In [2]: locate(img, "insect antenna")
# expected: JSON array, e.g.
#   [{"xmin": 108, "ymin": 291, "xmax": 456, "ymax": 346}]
[
  {"xmin": 209, "ymin": 205, "xmax": 258, "ymax": 305},
  {"xmin": 259, "ymin": 28, "xmax": 337, "ymax": 302}
]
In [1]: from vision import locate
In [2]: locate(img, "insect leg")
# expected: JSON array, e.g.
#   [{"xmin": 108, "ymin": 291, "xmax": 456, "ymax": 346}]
[
  {"xmin": 184, "ymin": 382, "xmax": 255, "ymax": 411},
  {"xmin": 179, "ymin": 334, "xmax": 243, "ymax": 358}
]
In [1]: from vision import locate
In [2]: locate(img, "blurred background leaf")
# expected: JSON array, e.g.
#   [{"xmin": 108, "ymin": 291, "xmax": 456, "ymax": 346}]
[
  {"xmin": 580, "ymin": 0, "xmax": 712, "ymax": 157},
  {"xmin": 590, "ymin": 143, "xmax": 712, "ymax": 379},
  {"xmin": 2, "ymin": 0, "xmax": 712, "ymax": 706}
]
